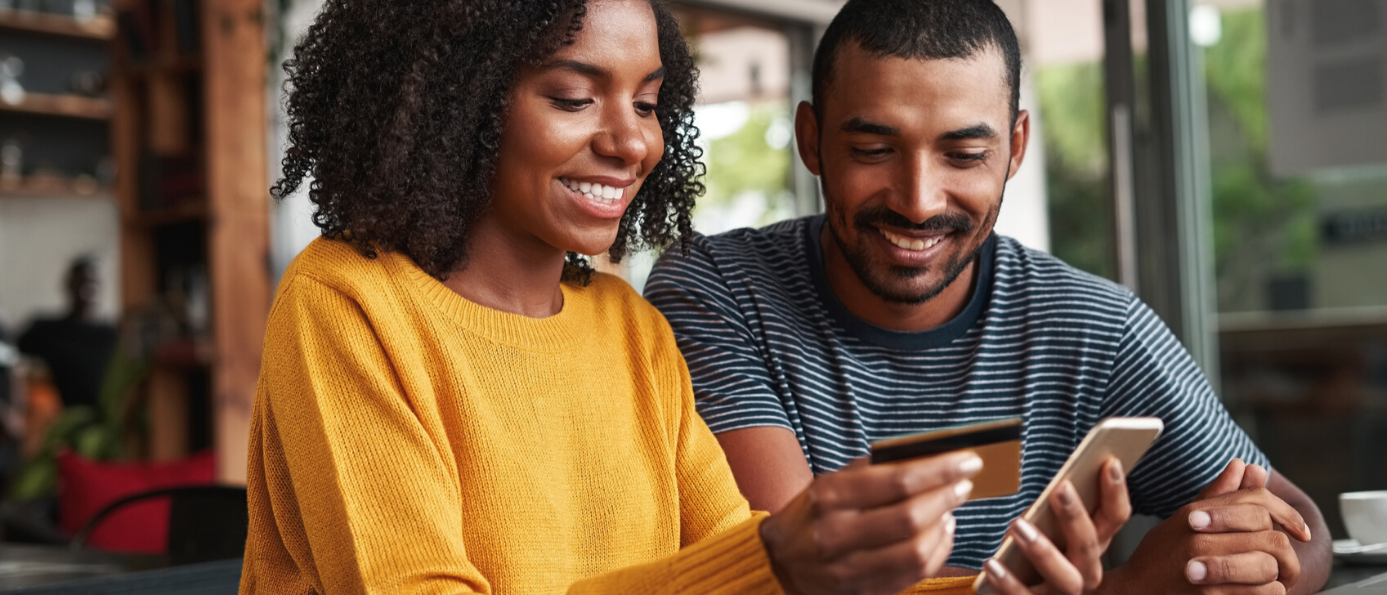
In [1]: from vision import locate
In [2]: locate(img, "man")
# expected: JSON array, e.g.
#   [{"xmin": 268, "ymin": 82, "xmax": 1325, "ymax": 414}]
[
  {"xmin": 645, "ymin": 0, "xmax": 1330, "ymax": 593},
  {"xmin": 18, "ymin": 257, "xmax": 117, "ymax": 409}
]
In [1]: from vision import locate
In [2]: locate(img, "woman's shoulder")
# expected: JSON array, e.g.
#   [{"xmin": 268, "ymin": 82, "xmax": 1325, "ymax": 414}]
[{"xmin": 280, "ymin": 237, "xmax": 399, "ymax": 297}]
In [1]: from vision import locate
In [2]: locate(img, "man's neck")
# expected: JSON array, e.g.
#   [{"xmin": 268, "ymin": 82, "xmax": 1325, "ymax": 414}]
[{"xmin": 819, "ymin": 223, "xmax": 976, "ymax": 333}]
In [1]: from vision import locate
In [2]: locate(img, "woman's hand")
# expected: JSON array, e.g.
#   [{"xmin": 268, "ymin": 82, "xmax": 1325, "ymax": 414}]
[
  {"xmin": 760, "ymin": 451, "xmax": 982, "ymax": 595},
  {"xmin": 979, "ymin": 458, "xmax": 1132, "ymax": 595}
]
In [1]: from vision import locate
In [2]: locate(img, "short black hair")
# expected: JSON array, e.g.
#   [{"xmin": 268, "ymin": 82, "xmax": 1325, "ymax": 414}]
[
  {"xmin": 274, "ymin": 0, "xmax": 702, "ymax": 284},
  {"xmin": 811, "ymin": 0, "xmax": 1022, "ymax": 123}
]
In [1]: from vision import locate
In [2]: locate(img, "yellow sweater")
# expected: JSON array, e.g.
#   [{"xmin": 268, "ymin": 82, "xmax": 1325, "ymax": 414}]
[
  {"xmin": 240, "ymin": 238, "xmax": 779, "ymax": 594},
  {"xmin": 240, "ymin": 237, "xmax": 976, "ymax": 595}
]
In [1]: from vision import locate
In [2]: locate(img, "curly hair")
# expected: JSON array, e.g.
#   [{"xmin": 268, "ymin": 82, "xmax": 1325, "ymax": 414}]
[{"xmin": 273, "ymin": 0, "xmax": 703, "ymax": 283}]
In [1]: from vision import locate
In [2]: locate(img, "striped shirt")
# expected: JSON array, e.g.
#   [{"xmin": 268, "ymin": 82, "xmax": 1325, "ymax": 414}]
[{"xmin": 645, "ymin": 215, "xmax": 1269, "ymax": 570}]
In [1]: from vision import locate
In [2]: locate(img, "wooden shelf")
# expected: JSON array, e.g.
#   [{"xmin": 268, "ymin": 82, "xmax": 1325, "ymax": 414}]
[
  {"xmin": 0, "ymin": 174, "xmax": 110, "ymax": 198},
  {"xmin": 0, "ymin": 92, "xmax": 113, "ymax": 120},
  {"xmin": 128, "ymin": 55, "xmax": 203, "ymax": 76},
  {"xmin": 127, "ymin": 201, "xmax": 208, "ymax": 227},
  {"xmin": 0, "ymin": 9, "xmax": 114, "ymax": 40}
]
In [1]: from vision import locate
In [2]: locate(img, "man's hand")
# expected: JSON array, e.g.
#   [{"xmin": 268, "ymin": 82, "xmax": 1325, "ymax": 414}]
[
  {"xmin": 980, "ymin": 458, "xmax": 1132, "ymax": 595},
  {"xmin": 1101, "ymin": 460, "xmax": 1313, "ymax": 595},
  {"xmin": 760, "ymin": 451, "xmax": 981, "ymax": 595}
]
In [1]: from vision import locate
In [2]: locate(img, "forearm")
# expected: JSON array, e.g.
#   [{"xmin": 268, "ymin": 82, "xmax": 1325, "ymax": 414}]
[{"xmin": 1287, "ymin": 499, "xmax": 1331, "ymax": 595}]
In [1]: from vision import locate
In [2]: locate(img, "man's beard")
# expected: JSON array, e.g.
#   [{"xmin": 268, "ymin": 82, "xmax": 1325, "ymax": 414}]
[{"xmin": 823, "ymin": 185, "xmax": 999, "ymax": 306}]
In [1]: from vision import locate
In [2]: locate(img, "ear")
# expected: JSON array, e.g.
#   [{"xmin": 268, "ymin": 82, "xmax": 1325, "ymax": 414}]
[
  {"xmin": 1005, "ymin": 109, "xmax": 1031, "ymax": 181},
  {"xmin": 794, "ymin": 101, "xmax": 822, "ymax": 176}
]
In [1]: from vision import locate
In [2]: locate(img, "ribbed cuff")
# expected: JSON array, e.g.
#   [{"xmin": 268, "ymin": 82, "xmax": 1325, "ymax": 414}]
[
  {"xmin": 899, "ymin": 575, "xmax": 978, "ymax": 594},
  {"xmin": 567, "ymin": 513, "xmax": 785, "ymax": 595},
  {"xmin": 672, "ymin": 513, "xmax": 784, "ymax": 595}
]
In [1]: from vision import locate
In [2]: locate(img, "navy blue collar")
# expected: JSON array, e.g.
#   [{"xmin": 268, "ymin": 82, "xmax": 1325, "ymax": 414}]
[{"xmin": 804, "ymin": 214, "xmax": 996, "ymax": 350}]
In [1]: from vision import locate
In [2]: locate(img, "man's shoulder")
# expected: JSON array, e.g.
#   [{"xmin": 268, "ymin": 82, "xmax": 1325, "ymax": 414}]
[
  {"xmin": 649, "ymin": 217, "xmax": 813, "ymax": 288},
  {"xmin": 990, "ymin": 235, "xmax": 1133, "ymax": 312},
  {"xmin": 661, "ymin": 217, "xmax": 809, "ymax": 267}
]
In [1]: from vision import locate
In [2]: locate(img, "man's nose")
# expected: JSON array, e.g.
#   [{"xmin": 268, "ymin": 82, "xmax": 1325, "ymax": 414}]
[{"xmin": 892, "ymin": 155, "xmax": 949, "ymax": 224}]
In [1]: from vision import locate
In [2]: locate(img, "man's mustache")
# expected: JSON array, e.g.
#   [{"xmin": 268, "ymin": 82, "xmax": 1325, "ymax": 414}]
[{"xmin": 853, "ymin": 207, "xmax": 974, "ymax": 235}]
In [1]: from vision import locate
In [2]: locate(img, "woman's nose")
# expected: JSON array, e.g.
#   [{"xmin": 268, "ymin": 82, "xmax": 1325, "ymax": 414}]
[{"xmin": 594, "ymin": 105, "xmax": 654, "ymax": 165}]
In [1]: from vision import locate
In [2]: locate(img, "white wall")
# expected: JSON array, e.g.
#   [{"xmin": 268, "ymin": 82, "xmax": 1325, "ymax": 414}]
[
  {"xmin": 268, "ymin": 0, "xmax": 329, "ymax": 283},
  {"xmin": 994, "ymin": 69, "xmax": 1052, "ymax": 253},
  {"xmin": 0, "ymin": 196, "xmax": 121, "ymax": 333}
]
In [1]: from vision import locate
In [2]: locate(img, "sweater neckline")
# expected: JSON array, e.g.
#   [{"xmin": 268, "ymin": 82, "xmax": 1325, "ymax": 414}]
[{"xmin": 389, "ymin": 253, "xmax": 586, "ymax": 351}]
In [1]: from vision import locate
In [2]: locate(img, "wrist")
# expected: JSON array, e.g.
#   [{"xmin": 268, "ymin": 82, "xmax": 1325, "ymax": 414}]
[
  {"xmin": 759, "ymin": 514, "xmax": 799, "ymax": 595},
  {"xmin": 1090, "ymin": 564, "xmax": 1135, "ymax": 595}
]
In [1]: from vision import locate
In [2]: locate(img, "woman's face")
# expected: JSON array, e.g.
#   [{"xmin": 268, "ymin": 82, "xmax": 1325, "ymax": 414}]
[{"xmin": 489, "ymin": 0, "xmax": 665, "ymax": 259}]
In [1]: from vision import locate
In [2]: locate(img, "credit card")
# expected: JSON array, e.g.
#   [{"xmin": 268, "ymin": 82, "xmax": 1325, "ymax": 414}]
[{"xmin": 870, "ymin": 417, "xmax": 1023, "ymax": 501}]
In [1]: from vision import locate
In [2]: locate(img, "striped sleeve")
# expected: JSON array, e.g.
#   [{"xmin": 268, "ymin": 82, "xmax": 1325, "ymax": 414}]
[
  {"xmin": 645, "ymin": 237, "xmax": 794, "ymax": 435},
  {"xmin": 1101, "ymin": 297, "xmax": 1270, "ymax": 518}
]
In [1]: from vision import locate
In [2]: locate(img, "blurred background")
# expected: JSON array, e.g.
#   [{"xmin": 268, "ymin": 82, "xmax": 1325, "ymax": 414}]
[{"xmin": 0, "ymin": 0, "xmax": 1383, "ymax": 583}]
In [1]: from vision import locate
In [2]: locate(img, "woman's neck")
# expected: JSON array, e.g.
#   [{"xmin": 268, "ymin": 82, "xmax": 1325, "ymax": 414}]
[{"xmin": 441, "ymin": 219, "xmax": 567, "ymax": 319}]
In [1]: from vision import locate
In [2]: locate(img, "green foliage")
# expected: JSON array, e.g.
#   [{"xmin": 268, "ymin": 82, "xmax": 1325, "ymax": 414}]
[
  {"xmin": 1036, "ymin": 63, "xmax": 1108, "ymax": 177},
  {"xmin": 8, "ymin": 351, "xmax": 148, "ymax": 501},
  {"xmin": 1036, "ymin": 62, "xmax": 1114, "ymax": 280},
  {"xmin": 1203, "ymin": 8, "xmax": 1318, "ymax": 309},
  {"xmin": 1036, "ymin": 7, "xmax": 1318, "ymax": 307},
  {"xmin": 702, "ymin": 104, "xmax": 792, "ymax": 214}
]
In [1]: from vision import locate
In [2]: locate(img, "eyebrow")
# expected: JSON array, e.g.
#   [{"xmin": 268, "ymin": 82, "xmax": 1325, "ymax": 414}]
[
  {"xmin": 842, "ymin": 117, "xmax": 898, "ymax": 136},
  {"xmin": 542, "ymin": 59, "xmax": 665, "ymax": 82},
  {"xmin": 941, "ymin": 124, "xmax": 999, "ymax": 141}
]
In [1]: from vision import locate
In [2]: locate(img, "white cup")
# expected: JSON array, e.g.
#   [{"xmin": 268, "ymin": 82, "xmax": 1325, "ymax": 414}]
[{"xmin": 1340, "ymin": 491, "xmax": 1387, "ymax": 546}]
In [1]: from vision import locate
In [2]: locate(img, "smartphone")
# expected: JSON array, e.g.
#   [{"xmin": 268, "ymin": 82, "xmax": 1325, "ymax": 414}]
[
  {"xmin": 870, "ymin": 417, "xmax": 1023, "ymax": 502},
  {"xmin": 973, "ymin": 416, "xmax": 1164, "ymax": 595}
]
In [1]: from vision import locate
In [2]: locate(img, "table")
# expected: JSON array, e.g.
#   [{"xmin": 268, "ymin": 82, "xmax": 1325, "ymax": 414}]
[
  {"xmin": 0, "ymin": 544, "xmax": 162, "ymax": 591},
  {"xmin": 1322, "ymin": 559, "xmax": 1387, "ymax": 592}
]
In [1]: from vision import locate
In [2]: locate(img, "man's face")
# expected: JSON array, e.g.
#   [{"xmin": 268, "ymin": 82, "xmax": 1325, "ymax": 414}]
[{"xmin": 796, "ymin": 42, "xmax": 1028, "ymax": 304}]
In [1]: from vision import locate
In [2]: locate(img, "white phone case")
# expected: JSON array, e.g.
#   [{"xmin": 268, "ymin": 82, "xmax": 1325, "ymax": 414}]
[{"xmin": 973, "ymin": 417, "xmax": 1164, "ymax": 595}]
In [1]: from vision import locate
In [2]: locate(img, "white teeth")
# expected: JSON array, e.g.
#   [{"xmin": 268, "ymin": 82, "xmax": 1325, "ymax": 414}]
[
  {"xmin": 881, "ymin": 229, "xmax": 944, "ymax": 251},
  {"xmin": 560, "ymin": 178, "xmax": 625, "ymax": 204}
]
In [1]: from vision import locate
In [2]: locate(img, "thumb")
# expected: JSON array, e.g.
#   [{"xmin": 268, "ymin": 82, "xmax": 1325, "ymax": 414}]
[{"xmin": 1197, "ymin": 458, "xmax": 1246, "ymax": 500}]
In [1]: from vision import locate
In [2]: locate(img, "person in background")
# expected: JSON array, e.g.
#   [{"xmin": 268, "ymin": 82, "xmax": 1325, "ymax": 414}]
[
  {"xmin": 17, "ymin": 257, "xmax": 116, "ymax": 409},
  {"xmin": 645, "ymin": 0, "xmax": 1330, "ymax": 593},
  {"xmin": 242, "ymin": 1, "xmax": 1024, "ymax": 593}
]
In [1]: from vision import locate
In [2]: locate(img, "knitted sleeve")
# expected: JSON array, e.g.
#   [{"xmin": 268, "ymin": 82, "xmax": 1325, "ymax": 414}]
[
  {"xmin": 246, "ymin": 274, "xmax": 785, "ymax": 595},
  {"xmin": 245, "ymin": 274, "xmax": 491, "ymax": 594}
]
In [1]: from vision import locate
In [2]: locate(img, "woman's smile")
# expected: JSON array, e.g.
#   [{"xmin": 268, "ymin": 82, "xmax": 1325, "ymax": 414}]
[{"xmin": 558, "ymin": 176, "xmax": 634, "ymax": 220}]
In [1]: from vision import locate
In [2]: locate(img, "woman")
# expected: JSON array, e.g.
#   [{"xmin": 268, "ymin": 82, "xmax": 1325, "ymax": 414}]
[{"xmin": 241, "ymin": 1, "xmax": 982, "ymax": 593}]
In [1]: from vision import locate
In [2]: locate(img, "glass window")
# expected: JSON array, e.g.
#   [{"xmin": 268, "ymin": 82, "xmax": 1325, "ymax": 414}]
[{"xmin": 1194, "ymin": 0, "xmax": 1387, "ymax": 541}]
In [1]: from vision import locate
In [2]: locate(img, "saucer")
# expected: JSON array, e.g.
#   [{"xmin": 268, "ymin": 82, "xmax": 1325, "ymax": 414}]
[{"xmin": 1334, "ymin": 539, "xmax": 1387, "ymax": 564}]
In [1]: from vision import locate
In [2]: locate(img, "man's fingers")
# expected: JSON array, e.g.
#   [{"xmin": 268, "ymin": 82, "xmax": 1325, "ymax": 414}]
[
  {"xmin": 827, "ymin": 514, "xmax": 953, "ymax": 594},
  {"xmin": 1198, "ymin": 459, "xmax": 1247, "ymax": 500},
  {"xmin": 812, "ymin": 451, "xmax": 981, "ymax": 511},
  {"xmin": 1189, "ymin": 504, "xmax": 1274, "ymax": 534},
  {"xmin": 924, "ymin": 513, "xmax": 956, "ymax": 575},
  {"xmin": 1093, "ymin": 458, "xmax": 1131, "ymax": 544},
  {"xmin": 982, "ymin": 558, "xmax": 1034, "ymax": 595},
  {"xmin": 1048, "ymin": 481, "xmax": 1103, "ymax": 589},
  {"xmin": 1240, "ymin": 464, "xmax": 1269, "ymax": 490},
  {"xmin": 1008, "ymin": 518, "xmax": 1085, "ymax": 594},
  {"xmin": 1208, "ymin": 488, "xmax": 1311, "ymax": 542},
  {"xmin": 1186, "ymin": 552, "xmax": 1279, "ymax": 585},
  {"xmin": 1200, "ymin": 582, "xmax": 1287, "ymax": 595},
  {"xmin": 1189, "ymin": 531, "xmax": 1301, "ymax": 591},
  {"xmin": 815, "ymin": 479, "xmax": 971, "ymax": 559}
]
